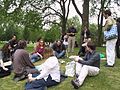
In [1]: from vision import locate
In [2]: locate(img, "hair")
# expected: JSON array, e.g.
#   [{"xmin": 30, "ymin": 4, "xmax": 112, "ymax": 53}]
[
  {"xmin": 116, "ymin": 18, "xmax": 120, "ymax": 23},
  {"xmin": 17, "ymin": 40, "xmax": 27, "ymax": 49},
  {"xmin": 43, "ymin": 48, "xmax": 53, "ymax": 58},
  {"xmin": 104, "ymin": 10, "xmax": 111, "ymax": 16},
  {"xmin": 1, "ymin": 43, "xmax": 10, "ymax": 54},
  {"xmin": 87, "ymin": 41, "xmax": 96, "ymax": 50},
  {"xmin": 36, "ymin": 37, "xmax": 42, "ymax": 42}
]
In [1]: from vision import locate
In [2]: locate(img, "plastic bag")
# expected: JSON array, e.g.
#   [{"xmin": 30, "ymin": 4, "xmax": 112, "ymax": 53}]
[{"xmin": 65, "ymin": 61, "xmax": 75, "ymax": 77}]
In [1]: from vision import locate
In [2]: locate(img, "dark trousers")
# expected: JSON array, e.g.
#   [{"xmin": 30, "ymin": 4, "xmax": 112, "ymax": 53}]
[
  {"xmin": 78, "ymin": 46, "xmax": 85, "ymax": 56},
  {"xmin": 116, "ymin": 45, "xmax": 120, "ymax": 58},
  {"xmin": 0, "ymin": 65, "xmax": 11, "ymax": 78},
  {"xmin": 25, "ymin": 74, "xmax": 59, "ymax": 90}
]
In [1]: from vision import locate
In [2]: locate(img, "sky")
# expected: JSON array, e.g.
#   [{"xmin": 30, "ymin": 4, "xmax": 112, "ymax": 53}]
[
  {"xmin": 68, "ymin": 0, "xmax": 99, "ymax": 24},
  {"xmin": 68, "ymin": 0, "xmax": 120, "ymax": 24},
  {"xmin": 7, "ymin": 0, "xmax": 120, "ymax": 25}
]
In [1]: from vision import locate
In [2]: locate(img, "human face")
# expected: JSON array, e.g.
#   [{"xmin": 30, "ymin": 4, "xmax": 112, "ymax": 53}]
[
  {"xmin": 8, "ymin": 45, "xmax": 12, "ymax": 50},
  {"xmin": 39, "ymin": 40, "xmax": 44, "ymax": 45},
  {"xmin": 12, "ymin": 36, "xmax": 16, "ymax": 40},
  {"xmin": 57, "ymin": 41, "xmax": 61, "ymax": 46},
  {"xmin": 103, "ymin": 13, "xmax": 108, "ymax": 19}
]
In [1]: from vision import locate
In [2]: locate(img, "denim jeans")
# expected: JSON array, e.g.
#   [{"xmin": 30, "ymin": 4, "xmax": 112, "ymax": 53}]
[
  {"xmin": 55, "ymin": 50, "xmax": 66, "ymax": 58},
  {"xmin": 30, "ymin": 53, "xmax": 40, "ymax": 63}
]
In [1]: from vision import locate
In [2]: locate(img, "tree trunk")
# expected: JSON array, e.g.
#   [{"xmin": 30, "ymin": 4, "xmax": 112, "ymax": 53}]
[
  {"xmin": 80, "ymin": 0, "xmax": 89, "ymax": 45},
  {"xmin": 61, "ymin": 18, "xmax": 67, "ymax": 35},
  {"xmin": 82, "ymin": 0, "xmax": 89, "ymax": 29}
]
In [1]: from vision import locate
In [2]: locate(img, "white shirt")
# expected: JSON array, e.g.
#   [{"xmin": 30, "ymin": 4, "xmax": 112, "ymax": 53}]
[{"xmin": 36, "ymin": 56, "xmax": 60, "ymax": 82}]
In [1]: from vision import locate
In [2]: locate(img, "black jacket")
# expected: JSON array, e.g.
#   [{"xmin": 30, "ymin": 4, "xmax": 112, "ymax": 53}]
[
  {"xmin": 117, "ymin": 23, "xmax": 120, "ymax": 45},
  {"xmin": 78, "ymin": 51, "xmax": 100, "ymax": 68}
]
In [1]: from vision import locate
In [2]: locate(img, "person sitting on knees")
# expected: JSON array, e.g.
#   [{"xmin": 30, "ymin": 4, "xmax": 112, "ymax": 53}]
[
  {"xmin": 71, "ymin": 41, "xmax": 100, "ymax": 89},
  {"xmin": 25, "ymin": 48, "xmax": 60, "ymax": 90},
  {"xmin": 52, "ymin": 40, "xmax": 66, "ymax": 59},
  {"xmin": 13, "ymin": 40, "xmax": 39, "ymax": 81}
]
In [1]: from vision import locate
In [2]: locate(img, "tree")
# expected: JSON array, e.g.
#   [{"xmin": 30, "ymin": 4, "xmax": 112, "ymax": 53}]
[
  {"xmin": 30, "ymin": 0, "xmax": 71, "ymax": 35},
  {"xmin": 72, "ymin": 0, "xmax": 90, "ymax": 29},
  {"xmin": 90, "ymin": 0, "xmax": 112, "ymax": 46},
  {"xmin": 44, "ymin": 24, "xmax": 60, "ymax": 43},
  {"xmin": 71, "ymin": 0, "xmax": 90, "ymax": 45}
]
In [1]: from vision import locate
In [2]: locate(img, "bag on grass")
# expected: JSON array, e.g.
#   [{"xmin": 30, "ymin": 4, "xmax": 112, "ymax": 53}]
[{"xmin": 65, "ymin": 61, "xmax": 75, "ymax": 77}]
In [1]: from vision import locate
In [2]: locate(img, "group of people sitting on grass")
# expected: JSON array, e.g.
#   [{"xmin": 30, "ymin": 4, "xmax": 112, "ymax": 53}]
[
  {"xmin": 1, "ymin": 9, "xmax": 120, "ymax": 89},
  {"xmin": 0, "ymin": 35, "xmax": 101, "ymax": 89}
]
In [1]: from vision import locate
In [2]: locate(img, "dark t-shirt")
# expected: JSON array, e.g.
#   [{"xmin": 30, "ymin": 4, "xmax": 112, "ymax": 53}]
[
  {"xmin": 52, "ymin": 43, "xmax": 66, "ymax": 53},
  {"xmin": 67, "ymin": 26, "xmax": 77, "ymax": 36}
]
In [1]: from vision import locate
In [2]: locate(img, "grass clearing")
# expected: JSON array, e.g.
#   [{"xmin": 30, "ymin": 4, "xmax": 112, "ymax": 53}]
[{"xmin": 0, "ymin": 44, "xmax": 120, "ymax": 90}]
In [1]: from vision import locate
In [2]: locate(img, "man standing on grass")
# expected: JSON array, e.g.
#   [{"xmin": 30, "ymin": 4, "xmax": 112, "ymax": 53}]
[
  {"xmin": 71, "ymin": 41, "xmax": 100, "ymax": 89},
  {"xmin": 116, "ymin": 18, "xmax": 120, "ymax": 58},
  {"xmin": 67, "ymin": 25, "xmax": 77, "ymax": 53}
]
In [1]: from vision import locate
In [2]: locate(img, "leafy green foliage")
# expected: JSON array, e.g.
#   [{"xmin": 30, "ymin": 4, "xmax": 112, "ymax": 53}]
[{"xmin": 44, "ymin": 24, "xmax": 60, "ymax": 42}]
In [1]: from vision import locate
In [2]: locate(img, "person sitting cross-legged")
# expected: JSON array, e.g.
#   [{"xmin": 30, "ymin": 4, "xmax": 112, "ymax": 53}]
[
  {"xmin": 30, "ymin": 38, "xmax": 45, "ymax": 63},
  {"xmin": 71, "ymin": 41, "xmax": 100, "ymax": 89},
  {"xmin": 25, "ymin": 48, "xmax": 60, "ymax": 90},
  {"xmin": 52, "ymin": 40, "xmax": 66, "ymax": 59}
]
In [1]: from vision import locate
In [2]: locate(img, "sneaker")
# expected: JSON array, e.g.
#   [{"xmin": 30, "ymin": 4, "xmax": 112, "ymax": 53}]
[
  {"xmin": 75, "ymin": 74, "xmax": 79, "ymax": 78},
  {"xmin": 13, "ymin": 74, "xmax": 26, "ymax": 82},
  {"xmin": 71, "ymin": 79, "xmax": 80, "ymax": 89}
]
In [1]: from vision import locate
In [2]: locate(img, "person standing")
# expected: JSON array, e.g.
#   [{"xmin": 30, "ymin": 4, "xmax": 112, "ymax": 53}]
[
  {"xmin": 116, "ymin": 18, "xmax": 120, "ymax": 58},
  {"xmin": 103, "ymin": 10, "xmax": 117, "ymax": 67},
  {"xmin": 67, "ymin": 25, "xmax": 77, "ymax": 53}
]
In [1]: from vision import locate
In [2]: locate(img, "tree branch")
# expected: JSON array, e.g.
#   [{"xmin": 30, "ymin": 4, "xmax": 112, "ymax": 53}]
[
  {"xmin": 66, "ymin": 0, "xmax": 71, "ymax": 20},
  {"xmin": 44, "ymin": 6, "xmax": 62, "ymax": 17},
  {"xmin": 72, "ymin": 0, "xmax": 83, "ymax": 18}
]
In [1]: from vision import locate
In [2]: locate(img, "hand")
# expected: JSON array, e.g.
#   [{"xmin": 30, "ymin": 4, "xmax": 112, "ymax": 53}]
[
  {"xmin": 28, "ymin": 74, "xmax": 32, "ymax": 77},
  {"xmin": 28, "ymin": 76, "xmax": 36, "ymax": 82},
  {"xmin": 71, "ymin": 33, "xmax": 75, "ymax": 35},
  {"xmin": 3, "ymin": 67, "xmax": 8, "ymax": 71},
  {"xmin": 74, "ymin": 57, "xmax": 79, "ymax": 62},
  {"xmin": 74, "ymin": 56, "xmax": 83, "ymax": 62}
]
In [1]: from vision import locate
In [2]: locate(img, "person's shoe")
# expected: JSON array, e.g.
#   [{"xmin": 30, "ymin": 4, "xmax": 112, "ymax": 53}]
[
  {"xmin": 104, "ymin": 64, "xmax": 114, "ymax": 67},
  {"xmin": 75, "ymin": 73, "xmax": 79, "ymax": 78},
  {"xmin": 71, "ymin": 79, "xmax": 80, "ymax": 89},
  {"xmin": 13, "ymin": 74, "xmax": 26, "ymax": 82}
]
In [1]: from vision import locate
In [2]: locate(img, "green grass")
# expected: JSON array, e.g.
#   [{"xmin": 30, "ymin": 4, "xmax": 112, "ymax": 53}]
[{"xmin": 0, "ymin": 44, "xmax": 120, "ymax": 90}]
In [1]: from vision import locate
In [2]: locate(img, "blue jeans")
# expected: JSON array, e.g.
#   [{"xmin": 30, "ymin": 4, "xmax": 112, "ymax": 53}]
[
  {"xmin": 30, "ymin": 53, "xmax": 40, "ymax": 63},
  {"xmin": 55, "ymin": 51, "xmax": 66, "ymax": 58}
]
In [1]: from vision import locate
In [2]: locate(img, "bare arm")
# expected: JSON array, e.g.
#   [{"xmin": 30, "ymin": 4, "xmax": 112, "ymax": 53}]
[{"xmin": 0, "ymin": 59, "xmax": 8, "ymax": 71}]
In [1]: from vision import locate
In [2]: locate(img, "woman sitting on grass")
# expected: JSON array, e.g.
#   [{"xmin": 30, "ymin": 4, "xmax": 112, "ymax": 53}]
[
  {"xmin": 12, "ymin": 40, "xmax": 39, "ymax": 82},
  {"xmin": 25, "ymin": 48, "xmax": 60, "ymax": 90},
  {"xmin": 0, "ymin": 43, "xmax": 12, "ymax": 78},
  {"xmin": 30, "ymin": 38, "xmax": 45, "ymax": 63}
]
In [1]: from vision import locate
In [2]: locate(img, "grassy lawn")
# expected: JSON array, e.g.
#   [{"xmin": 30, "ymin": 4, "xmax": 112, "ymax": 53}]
[{"xmin": 0, "ymin": 44, "xmax": 120, "ymax": 90}]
